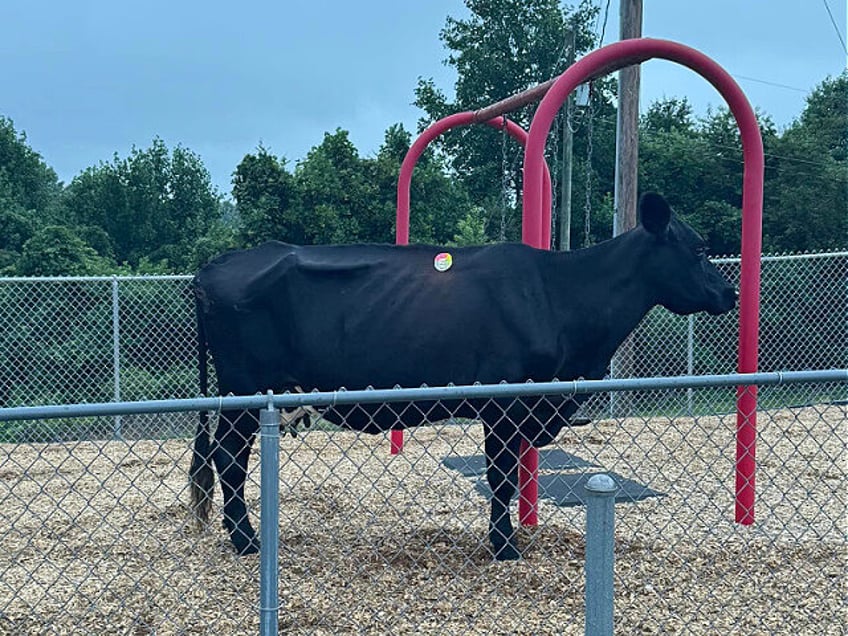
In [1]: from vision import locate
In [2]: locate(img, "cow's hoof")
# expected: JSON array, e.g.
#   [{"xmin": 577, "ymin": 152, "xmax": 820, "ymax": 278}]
[
  {"xmin": 226, "ymin": 521, "xmax": 260, "ymax": 556},
  {"xmin": 233, "ymin": 536, "xmax": 260, "ymax": 556},
  {"xmin": 494, "ymin": 544, "xmax": 521, "ymax": 561}
]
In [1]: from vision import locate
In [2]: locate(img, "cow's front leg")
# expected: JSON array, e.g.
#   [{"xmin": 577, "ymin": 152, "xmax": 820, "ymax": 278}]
[
  {"xmin": 484, "ymin": 422, "xmax": 522, "ymax": 561},
  {"xmin": 214, "ymin": 409, "xmax": 260, "ymax": 555}
]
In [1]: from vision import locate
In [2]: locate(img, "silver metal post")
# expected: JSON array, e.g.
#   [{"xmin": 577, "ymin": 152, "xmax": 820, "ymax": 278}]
[
  {"xmin": 259, "ymin": 401, "xmax": 281, "ymax": 636},
  {"xmin": 111, "ymin": 277, "xmax": 122, "ymax": 439},
  {"xmin": 585, "ymin": 473, "xmax": 617, "ymax": 636},
  {"xmin": 608, "ymin": 358, "xmax": 616, "ymax": 418},
  {"xmin": 687, "ymin": 315, "xmax": 695, "ymax": 415}
]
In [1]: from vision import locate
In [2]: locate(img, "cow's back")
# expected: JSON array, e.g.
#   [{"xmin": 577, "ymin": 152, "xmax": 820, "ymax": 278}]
[
  {"xmin": 194, "ymin": 241, "xmax": 301, "ymax": 309},
  {"xmin": 195, "ymin": 241, "xmax": 560, "ymax": 393},
  {"xmin": 281, "ymin": 242, "xmax": 552, "ymax": 387}
]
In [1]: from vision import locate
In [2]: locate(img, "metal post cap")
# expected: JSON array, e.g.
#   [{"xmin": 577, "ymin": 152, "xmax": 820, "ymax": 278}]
[{"xmin": 585, "ymin": 473, "xmax": 618, "ymax": 494}]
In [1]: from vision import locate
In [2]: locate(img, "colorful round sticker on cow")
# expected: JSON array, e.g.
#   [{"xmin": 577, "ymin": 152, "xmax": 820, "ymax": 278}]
[{"xmin": 434, "ymin": 252, "xmax": 452, "ymax": 272}]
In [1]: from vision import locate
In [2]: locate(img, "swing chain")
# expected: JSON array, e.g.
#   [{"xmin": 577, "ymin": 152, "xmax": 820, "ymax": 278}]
[
  {"xmin": 583, "ymin": 82, "xmax": 595, "ymax": 247},
  {"xmin": 550, "ymin": 110, "xmax": 560, "ymax": 250},
  {"xmin": 499, "ymin": 116, "xmax": 510, "ymax": 242}
]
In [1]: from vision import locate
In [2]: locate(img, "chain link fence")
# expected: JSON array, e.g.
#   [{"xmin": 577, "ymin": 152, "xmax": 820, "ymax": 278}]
[
  {"xmin": 0, "ymin": 275, "xmax": 197, "ymax": 442},
  {"xmin": 0, "ymin": 373, "xmax": 845, "ymax": 634},
  {"xmin": 0, "ymin": 251, "xmax": 845, "ymax": 633},
  {"xmin": 603, "ymin": 251, "xmax": 846, "ymax": 418},
  {"xmin": 0, "ymin": 251, "xmax": 843, "ymax": 441},
  {"xmin": 634, "ymin": 251, "xmax": 847, "ymax": 377}
]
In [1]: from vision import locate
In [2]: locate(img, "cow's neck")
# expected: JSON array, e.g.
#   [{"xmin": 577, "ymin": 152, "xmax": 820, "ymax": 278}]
[{"xmin": 548, "ymin": 231, "xmax": 656, "ymax": 377}]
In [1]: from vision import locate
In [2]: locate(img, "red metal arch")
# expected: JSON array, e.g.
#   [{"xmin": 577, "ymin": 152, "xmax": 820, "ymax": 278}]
[
  {"xmin": 396, "ymin": 112, "xmax": 552, "ymax": 247},
  {"xmin": 522, "ymin": 38, "xmax": 764, "ymax": 524}
]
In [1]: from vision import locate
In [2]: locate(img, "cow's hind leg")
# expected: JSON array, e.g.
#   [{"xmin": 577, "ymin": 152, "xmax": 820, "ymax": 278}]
[
  {"xmin": 214, "ymin": 408, "xmax": 260, "ymax": 555},
  {"xmin": 484, "ymin": 421, "xmax": 522, "ymax": 561}
]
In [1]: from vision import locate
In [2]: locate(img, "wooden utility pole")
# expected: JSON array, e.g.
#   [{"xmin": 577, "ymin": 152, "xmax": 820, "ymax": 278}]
[
  {"xmin": 611, "ymin": 0, "xmax": 642, "ymax": 416},
  {"xmin": 559, "ymin": 22, "xmax": 577, "ymax": 251},
  {"xmin": 613, "ymin": 0, "xmax": 642, "ymax": 237}
]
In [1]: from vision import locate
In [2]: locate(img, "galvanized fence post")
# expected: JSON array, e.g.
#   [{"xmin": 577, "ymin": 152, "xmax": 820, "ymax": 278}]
[
  {"xmin": 259, "ymin": 398, "xmax": 281, "ymax": 636},
  {"xmin": 687, "ymin": 314, "xmax": 695, "ymax": 415},
  {"xmin": 111, "ymin": 276, "xmax": 122, "ymax": 439},
  {"xmin": 585, "ymin": 473, "xmax": 617, "ymax": 636}
]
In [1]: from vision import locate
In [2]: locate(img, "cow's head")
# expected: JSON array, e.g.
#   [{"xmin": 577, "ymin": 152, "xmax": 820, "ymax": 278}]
[{"xmin": 639, "ymin": 193, "xmax": 737, "ymax": 316}]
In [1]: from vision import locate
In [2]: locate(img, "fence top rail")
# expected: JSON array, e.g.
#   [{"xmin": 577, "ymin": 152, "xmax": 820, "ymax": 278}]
[
  {"xmin": 0, "ymin": 274, "xmax": 194, "ymax": 283},
  {"xmin": 712, "ymin": 250, "xmax": 848, "ymax": 265},
  {"xmin": 0, "ymin": 369, "xmax": 844, "ymax": 423},
  {"xmin": 0, "ymin": 252, "xmax": 843, "ymax": 284}
]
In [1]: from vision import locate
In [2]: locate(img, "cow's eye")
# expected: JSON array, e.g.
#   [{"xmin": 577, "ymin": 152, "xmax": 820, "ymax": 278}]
[{"xmin": 695, "ymin": 245, "xmax": 709, "ymax": 258}]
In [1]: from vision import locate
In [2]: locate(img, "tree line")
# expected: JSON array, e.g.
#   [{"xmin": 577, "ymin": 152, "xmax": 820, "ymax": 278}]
[{"xmin": 1, "ymin": 0, "xmax": 845, "ymax": 277}]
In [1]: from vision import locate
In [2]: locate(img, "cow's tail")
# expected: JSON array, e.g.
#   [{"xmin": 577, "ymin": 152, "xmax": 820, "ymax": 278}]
[{"xmin": 189, "ymin": 289, "xmax": 214, "ymax": 525}]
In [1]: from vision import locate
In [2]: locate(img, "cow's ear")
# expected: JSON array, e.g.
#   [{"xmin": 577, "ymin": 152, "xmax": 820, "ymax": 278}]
[{"xmin": 639, "ymin": 192, "xmax": 672, "ymax": 238}]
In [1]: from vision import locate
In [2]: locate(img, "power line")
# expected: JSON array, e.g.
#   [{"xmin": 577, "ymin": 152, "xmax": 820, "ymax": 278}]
[
  {"xmin": 594, "ymin": 0, "xmax": 612, "ymax": 46},
  {"xmin": 821, "ymin": 0, "xmax": 848, "ymax": 55},
  {"xmin": 731, "ymin": 74, "xmax": 808, "ymax": 93}
]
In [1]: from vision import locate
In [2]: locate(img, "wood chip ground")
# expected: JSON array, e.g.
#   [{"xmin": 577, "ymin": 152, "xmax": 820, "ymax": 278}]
[{"xmin": 0, "ymin": 404, "xmax": 844, "ymax": 634}]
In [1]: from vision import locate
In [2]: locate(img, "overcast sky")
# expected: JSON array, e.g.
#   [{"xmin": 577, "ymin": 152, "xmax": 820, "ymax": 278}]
[{"xmin": 2, "ymin": 0, "xmax": 845, "ymax": 196}]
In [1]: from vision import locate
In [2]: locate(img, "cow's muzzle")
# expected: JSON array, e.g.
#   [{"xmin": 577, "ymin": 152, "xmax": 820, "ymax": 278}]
[{"xmin": 709, "ymin": 287, "xmax": 738, "ymax": 315}]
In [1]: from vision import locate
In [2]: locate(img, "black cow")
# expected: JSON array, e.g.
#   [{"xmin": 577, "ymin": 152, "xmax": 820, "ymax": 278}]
[{"xmin": 189, "ymin": 193, "xmax": 736, "ymax": 560}]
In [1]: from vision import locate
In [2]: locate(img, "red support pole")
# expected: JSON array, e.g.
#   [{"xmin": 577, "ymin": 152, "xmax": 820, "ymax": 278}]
[
  {"xmin": 518, "ymin": 439, "xmax": 540, "ymax": 525},
  {"xmin": 523, "ymin": 38, "xmax": 764, "ymax": 524},
  {"xmin": 390, "ymin": 429, "xmax": 404, "ymax": 455}
]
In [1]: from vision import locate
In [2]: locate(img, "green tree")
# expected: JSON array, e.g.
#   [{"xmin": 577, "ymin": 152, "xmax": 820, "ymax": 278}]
[
  {"xmin": 361, "ymin": 125, "xmax": 410, "ymax": 244},
  {"xmin": 234, "ymin": 130, "xmax": 394, "ymax": 246},
  {"xmin": 191, "ymin": 217, "xmax": 240, "ymax": 268},
  {"xmin": 63, "ymin": 138, "xmax": 220, "ymax": 271},
  {"xmin": 0, "ymin": 117, "xmax": 63, "ymax": 219},
  {"xmin": 293, "ymin": 129, "xmax": 376, "ymax": 244},
  {"xmin": 0, "ymin": 208, "xmax": 35, "ymax": 272},
  {"xmin": 414, "ymin": 0, "xmax": 609, "ymax": 244},
  {"xmin": 639, "ymin": 100, "xmax": 738, "ymax": 252},
  {"xmin": 794, "ymin": 71, "xmax": 847, "ymax": 162},
  {"xmin": 763, "ymin": 73, "xmax": 847, "ymax": 252},
  {"xmin": 231, "ymin": 124, "xmax": 477, "ymax": 247},
  {"xmin": 641, "ymin": 97, "xmax": 695, "ymax": 134},
  {"xmin": 0, "ymin": 117, "xmax": 63, "ymax": 265},
  {"xmin": 16, "ymin": 225, "xmax": 107, "ymax": 276},
  {"xmin": 449, "ymin": 207, "xmax": 491, "ymax": 246},
  {"xmin": 371, "ymin": 123, "xmax": 475, "ymax": 245},
  {"xmin": 232, "ymin": 144, "xmax": 300, "ymax": 246},
  {"xmin": 639, "ymin": 99, "xmax": 780, "ymax": 255}
]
